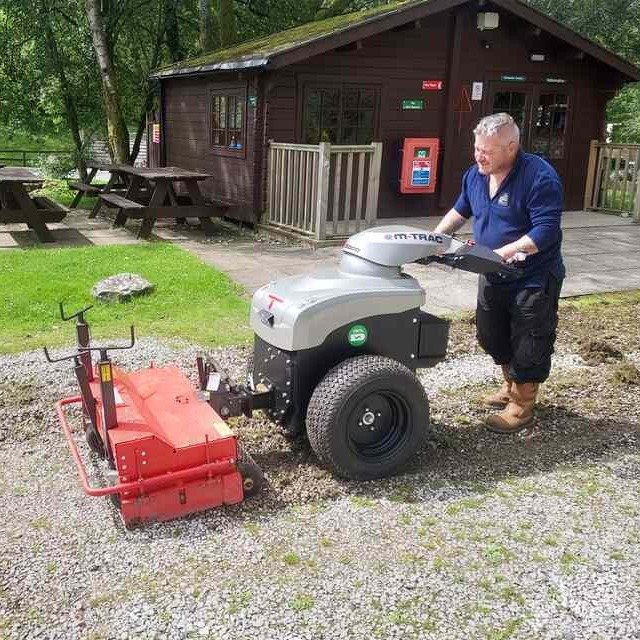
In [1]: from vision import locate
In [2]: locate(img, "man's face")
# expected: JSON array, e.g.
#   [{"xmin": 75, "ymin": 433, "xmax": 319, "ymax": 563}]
[{"xmin": 474, "ymin": 134, "xmax": 518, "ymax": 176}]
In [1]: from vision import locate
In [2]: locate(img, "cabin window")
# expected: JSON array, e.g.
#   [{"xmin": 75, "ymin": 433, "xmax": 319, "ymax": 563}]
[
  {"xmin": 491, "ymin": 91, "xmax": 528, "ymax": 131},
  {"xmin": 210, "ymin": 91, "xmax": 245, "ymax": 151},
  {"xmin": 530, "ymin": 93, "xmax": 569, "ymax": 160},
  {"xmin": 303, "ymin": 85, "xmax": 379, "ymax": 145}
]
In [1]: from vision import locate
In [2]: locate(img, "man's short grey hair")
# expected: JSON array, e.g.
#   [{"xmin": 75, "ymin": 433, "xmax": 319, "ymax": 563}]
[{"xmin": 474, "ymin": 113, "xmax": 520, "ymax": 143}]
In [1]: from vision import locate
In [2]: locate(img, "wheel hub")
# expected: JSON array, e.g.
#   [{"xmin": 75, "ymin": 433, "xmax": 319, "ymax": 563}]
[
  {"xmin": 347, "ymin": 392, "xmax": 410, "ymax": 458},
  {"xmin": 361, "ymin": 409, "xmax": 376, "ymax": 427}
]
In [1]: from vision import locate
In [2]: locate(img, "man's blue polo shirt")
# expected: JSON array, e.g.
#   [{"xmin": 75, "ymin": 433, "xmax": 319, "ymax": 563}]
[{"xmin": 454, "ymin": 150, "xmax": 565, "ymax": 288}]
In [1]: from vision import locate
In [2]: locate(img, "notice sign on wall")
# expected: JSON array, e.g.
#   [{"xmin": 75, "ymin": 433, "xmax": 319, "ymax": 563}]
[
  {"xmin": 422, "ymin": 80, "xmax": 443, "ymax": 91},
  {"xmin": 152, "ymin": 123, "xmax": 161, "ymax": 144},
  {"xmin": 411, "ymin": 159, "xmax": 431, "ymax": 187},
  {"xmin": 402, "ymin": 99, "xmax": 425, "ymax": 110}
]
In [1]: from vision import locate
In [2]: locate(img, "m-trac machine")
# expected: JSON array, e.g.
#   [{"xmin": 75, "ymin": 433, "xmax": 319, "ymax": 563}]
[{"xmin": 202, "ymin": 226, "xmax": 519, "ymax": 482}]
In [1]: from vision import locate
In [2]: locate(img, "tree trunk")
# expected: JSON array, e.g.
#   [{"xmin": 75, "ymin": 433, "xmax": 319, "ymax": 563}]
[
  {"xmin": 130, "ymin": 14, "xmax": 165, "ymax": 164},
  {"xmin": 164, "ymin": 0, "xmax": 183, "ymax": 62},
  {"xmin": 85, "ymin": 0, "xmax": 130, "ymax": 163},
  {"xmin": 218, "ymin": 0, "xmax": 237, "ymax": 48},
  {"xmin": 199, "ymin": 0, "xmax": 216, "ymax": 52},
  {"xmin": 41, "ymin": 11, "xmax": 88, "ymax": 181}
]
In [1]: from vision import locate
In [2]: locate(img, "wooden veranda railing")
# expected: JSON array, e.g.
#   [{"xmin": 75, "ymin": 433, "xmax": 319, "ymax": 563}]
[
  {"xmin": 266, "ymin": 141, "xmax": 383, "ymax": 240},
  {"xmin": 584, "ymin": 140, "xmax": 640, "ymax": 220}
]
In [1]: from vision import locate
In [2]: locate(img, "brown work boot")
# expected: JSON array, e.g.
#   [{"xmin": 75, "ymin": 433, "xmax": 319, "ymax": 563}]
[
  {"xmin": 482, "ymin": 365, "xmax": 512, "ymax": 408},
  {"xmin": 485, "ymin": 382, "xmax": 539, "ymax": 434}
]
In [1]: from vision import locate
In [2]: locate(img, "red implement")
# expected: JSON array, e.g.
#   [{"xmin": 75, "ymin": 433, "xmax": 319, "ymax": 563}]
[{"xmin": 57, "ymin": 365, "xmax": 245, "ymax": 527}]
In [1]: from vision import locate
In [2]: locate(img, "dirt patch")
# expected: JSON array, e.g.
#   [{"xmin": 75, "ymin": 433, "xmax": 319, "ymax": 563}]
[
  {"xmin": 445, "ymin": 292, "xmax": 640, "ymax": 359},
  {"xmin": 578, "ymin": 338, "xmax": 624, "ymax": 365},
  {"xmin": 611, "ymin": 361, "xmax": 640, "ymax": 385}
]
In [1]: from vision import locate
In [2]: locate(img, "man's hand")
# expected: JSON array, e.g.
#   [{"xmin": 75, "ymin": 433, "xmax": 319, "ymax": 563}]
[{"xmin": 495, "ymin": 235, "xmax": 539, "ymax": 262}]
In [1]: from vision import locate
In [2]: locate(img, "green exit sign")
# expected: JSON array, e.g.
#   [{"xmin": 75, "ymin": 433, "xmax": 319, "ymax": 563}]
[
  {"xmin": 501, "ymin": 74, "xmax": 527, "ymax": 82},
  {"xmin": 402, "ymin": 99, "xmax": 424, "ymax": 110}
]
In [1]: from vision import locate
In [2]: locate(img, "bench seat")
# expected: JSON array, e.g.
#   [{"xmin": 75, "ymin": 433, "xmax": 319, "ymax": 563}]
[
  {"xmin": 0, "ymin": 196, "xmax": 66, "ymax": 223},
  {"xmin": 68, "ymin": 181, "xmax": 102, "ymax": 195},
  {"xmin": 99, "ymin": 193, "xmax": 146, "ymax": 210}
]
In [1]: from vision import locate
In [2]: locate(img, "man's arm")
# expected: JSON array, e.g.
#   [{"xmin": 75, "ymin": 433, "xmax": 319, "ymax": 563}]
[
  {"xmin": 434, "ymin": 208, "xmax": 467, "ymax": 235},
  {"xmin": 494, "ymin": 235, "xmax": 539, "ymax": 261},
  {"xmin": 496, "ymin": 172, "xmax": 563, "ymax": 262}
]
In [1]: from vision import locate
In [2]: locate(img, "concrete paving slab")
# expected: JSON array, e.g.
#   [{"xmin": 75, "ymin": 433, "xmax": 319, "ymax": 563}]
[{"xmin": 0, "ymin": 233, "xmax": 19, "ymax": 248}]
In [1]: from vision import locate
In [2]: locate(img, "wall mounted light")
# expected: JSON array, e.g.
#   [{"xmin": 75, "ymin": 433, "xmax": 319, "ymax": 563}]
[
  {"xmin": 530, "ymin": 52, "xmax": 546, "ymax": 62},
  {"xmin": 477, "ymin": 12, "xmax": 499, "ymax": 31}
]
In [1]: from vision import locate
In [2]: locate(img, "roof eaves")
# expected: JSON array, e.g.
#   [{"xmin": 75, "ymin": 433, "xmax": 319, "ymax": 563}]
[{"xmin": 150, "ymin": 57, "xmax": 270, "ymax": 79}]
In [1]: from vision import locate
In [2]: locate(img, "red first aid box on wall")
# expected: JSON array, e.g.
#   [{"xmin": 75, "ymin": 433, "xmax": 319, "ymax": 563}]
[{"xmin": 399, "ymin": 138, "xmax": 440, "ymax": 194}]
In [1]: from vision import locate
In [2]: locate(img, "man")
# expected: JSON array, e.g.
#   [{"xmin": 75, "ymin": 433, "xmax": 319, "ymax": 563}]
[{"xmin": 434, "ymin": 112, "xmax": 565, "ymax": 434}]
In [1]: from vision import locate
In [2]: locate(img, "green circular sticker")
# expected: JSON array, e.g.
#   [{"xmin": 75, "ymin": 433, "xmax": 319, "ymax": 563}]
[{"xmin": 348, "ymin": 324, "xmax": 368, "ymax": 347}]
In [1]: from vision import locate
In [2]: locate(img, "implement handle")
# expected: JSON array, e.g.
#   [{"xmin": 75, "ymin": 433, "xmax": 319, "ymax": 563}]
[
  {"xmin": 59, "ymin": 302, "xmax": 93, "ymax": 322},
  {"xmin": 56, "ymin": 397, "xmax": 237, "ymax": 497}
]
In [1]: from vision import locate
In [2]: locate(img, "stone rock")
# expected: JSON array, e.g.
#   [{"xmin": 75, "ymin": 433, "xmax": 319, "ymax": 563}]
[{"xmin": 91, "ymin": 273, "xmax": 154, "ymax": 302}]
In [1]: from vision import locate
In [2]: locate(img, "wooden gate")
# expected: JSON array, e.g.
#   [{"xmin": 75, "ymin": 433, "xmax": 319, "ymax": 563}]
[
  {"xmin": 266, "ymin": 141, "xmax": 383, "ymax": 240},
  {"xmin": 584, "ymin": 140, "xmax": 640, "ymax": 219}
]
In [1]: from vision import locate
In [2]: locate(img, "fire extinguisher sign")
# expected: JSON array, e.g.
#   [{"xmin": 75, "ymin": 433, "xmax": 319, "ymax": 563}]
[{"xmin": 411, "ymin": 160, "xmax": 431, "ymax": 186}]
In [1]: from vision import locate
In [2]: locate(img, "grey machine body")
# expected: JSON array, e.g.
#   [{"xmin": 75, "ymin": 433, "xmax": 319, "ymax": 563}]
[{"xmin": 250, "ymin": 226, "xmax": 467, "ymax": 353}]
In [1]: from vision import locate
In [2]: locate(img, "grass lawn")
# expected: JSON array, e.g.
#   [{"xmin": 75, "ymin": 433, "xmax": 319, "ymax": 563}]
[{"xmin": 0, "ymin": 244, "xmax": 252, "ymax": 354}]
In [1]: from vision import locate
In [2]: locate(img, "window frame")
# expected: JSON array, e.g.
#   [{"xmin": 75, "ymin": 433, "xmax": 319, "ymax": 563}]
[
  {"xmin": 530, "ymin": 92, "xmax": 570, "ymax": 161},
  {"xmin": 208, "ymin": 84, "xmax": 248, "ymax": 158},
  {"xmin": 298, "ymin": 79, "xmax": 381, "ymax": 145}
]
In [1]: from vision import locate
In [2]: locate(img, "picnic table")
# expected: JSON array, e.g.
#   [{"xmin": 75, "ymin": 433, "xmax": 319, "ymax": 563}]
[
  {"xmin": 96, "ymin": 165, "xmax": 221, "ymax": 239},
  {"xmin": 0, "ymin": 167, "xmax": 66, "ymax": 242},
  {"xmin": 68, "ymin": 162, "xmax": 129, "ymax": 210}
]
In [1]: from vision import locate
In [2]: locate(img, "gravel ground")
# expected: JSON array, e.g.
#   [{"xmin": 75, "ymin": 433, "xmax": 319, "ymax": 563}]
[{"xmin": 1, "ymin": 301, "xmax": 639, "ymax": 640}]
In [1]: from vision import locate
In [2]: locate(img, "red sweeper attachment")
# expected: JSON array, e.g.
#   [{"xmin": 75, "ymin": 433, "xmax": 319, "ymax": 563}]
[{"xmin": 46, "ymin": 304, "xmax": 262, "ymax": 528}]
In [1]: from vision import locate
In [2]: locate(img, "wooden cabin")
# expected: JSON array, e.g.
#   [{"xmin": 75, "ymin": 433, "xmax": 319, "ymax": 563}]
[{"xmin": 149, "ymin": 0, "xmax": 639, "ymax": 239}]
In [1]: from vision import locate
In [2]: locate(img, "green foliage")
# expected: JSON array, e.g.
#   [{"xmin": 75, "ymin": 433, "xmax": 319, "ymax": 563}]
[
  {"xmin": 0, "ymin": 244, "xmax": 251, "ymax": 353},
  {"xmin": 607, "ymin": 85, "xmax": 640, "ymax": 143},
  {"xmin": 2, "ymin": 0, "xmax": 640, "ymax": 150},
  {"xmin": 33, "ymin": 179, "xmax": 99, "ymax": 207}
]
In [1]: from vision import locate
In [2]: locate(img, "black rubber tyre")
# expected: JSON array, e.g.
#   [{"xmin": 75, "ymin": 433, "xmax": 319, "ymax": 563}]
[{"xmin": 306, "ymin": 355, "xmax": 429, "ymax": 480}]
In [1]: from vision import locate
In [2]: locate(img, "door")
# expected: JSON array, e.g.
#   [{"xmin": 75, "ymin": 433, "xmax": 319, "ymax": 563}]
[
  {"xmin": 528, "ymin": 90, "xmax": 572, "ymax": 181},
  {"xmin": 487, "ymin": 83, "xmax": 572, "ymax": 184}
]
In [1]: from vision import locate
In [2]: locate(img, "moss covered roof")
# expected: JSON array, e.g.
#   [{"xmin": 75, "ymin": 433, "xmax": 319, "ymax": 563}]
[
  {"xmin": 152, "ymin": 0, "xmax": 421, "ymax": 77},
  {"xmin": 151, "ymin": 0, "xmax": 639, "ymax": 80}
]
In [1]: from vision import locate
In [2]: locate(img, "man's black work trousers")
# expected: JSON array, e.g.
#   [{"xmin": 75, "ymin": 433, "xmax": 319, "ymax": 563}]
[{"xmin": 476, "ymin": 274, "xmax": 562, "ymax": 383}]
